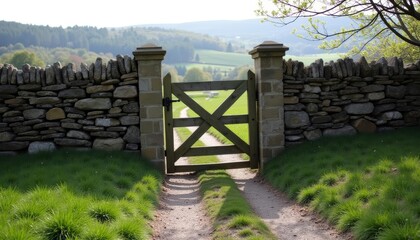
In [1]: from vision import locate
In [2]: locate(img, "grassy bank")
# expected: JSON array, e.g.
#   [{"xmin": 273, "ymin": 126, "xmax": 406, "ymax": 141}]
[
  {"xmin": 264, "ymin": 127, "xmax": 420, "ymax": 239},
  {"xmin": 0, "ymin": 150, "xmax": 162, "ymax": 240}
]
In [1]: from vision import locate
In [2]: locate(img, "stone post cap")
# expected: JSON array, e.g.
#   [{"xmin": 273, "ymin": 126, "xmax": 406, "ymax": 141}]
[
  {"xmin": 249, "ymin": 41, "xmax": 289, "ymax": 58},
  {"xmin": 133, "ymin": 43, "xmax": 166, "ymax": 60}
]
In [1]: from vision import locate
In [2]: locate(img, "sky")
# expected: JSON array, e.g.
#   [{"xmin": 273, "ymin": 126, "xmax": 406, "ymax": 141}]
[{"xmin": 1, "ymin": 0, "xmax": 261, "ymax": 28}]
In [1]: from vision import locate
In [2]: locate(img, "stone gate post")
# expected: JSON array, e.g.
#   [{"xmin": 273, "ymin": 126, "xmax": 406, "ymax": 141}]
[
  {"xmin": 133, "ymin": 44, "xmax": 166, "ymax": 171},
  {"xmin": 249, "ymin": 41, "xmax": 289, "ymax": 169}
]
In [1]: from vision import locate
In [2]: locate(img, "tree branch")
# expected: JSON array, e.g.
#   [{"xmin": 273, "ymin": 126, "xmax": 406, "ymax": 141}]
[{"xmin": 370, "ymin": 0, "xmax": 420, "ymax": 46}]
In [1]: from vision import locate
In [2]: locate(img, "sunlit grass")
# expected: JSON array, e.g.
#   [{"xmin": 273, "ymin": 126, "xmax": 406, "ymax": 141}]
[
  {"xmin": 0, "ymin": 150, "xmax": 162, "ymax": 240},
  {"xmin": 264, "ymin": 127, "xmax": 420, "ymax": 239},
  {"xmin": 199, "ymin": 170, "xmax": 276, "ymax": 240}
]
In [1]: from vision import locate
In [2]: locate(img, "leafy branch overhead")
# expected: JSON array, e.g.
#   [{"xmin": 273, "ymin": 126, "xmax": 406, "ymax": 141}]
[{"xmin": 257, "ymin": 0, "xmax": 420, "ymax": 51}]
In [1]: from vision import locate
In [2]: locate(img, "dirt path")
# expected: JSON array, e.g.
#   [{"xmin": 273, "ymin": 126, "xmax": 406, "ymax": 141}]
[
  {"xmin": 226, "ymin": 169, "xmax": 352, "ymax": 240},
  {"xmin": 151, "ymin": 132, "xmax": 212, "ymax": 240},
  {"xmin": 151, "ymin": 173, "xmax": 212, "ymax": 240},
  {"xmin": 152, "ymin": 108, "xmax": 352, "ymax": 239}
]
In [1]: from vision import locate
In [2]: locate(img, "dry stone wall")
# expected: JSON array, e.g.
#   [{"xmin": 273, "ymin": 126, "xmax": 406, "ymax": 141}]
[
  {"xmin": 0, "ymin": 55, "xmax": 141, "ymax": 154},
  {"xmin": 1, "ymin": 47, "xmax": 420, "ymax": 158},
  {"xmin": 283, "ymin": 57, "xmax": 420, "ymax": 146}
]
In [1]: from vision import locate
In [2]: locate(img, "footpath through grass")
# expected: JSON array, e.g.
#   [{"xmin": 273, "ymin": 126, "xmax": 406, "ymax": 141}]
[
  {"xmin": 264, "ymin": 127, "xmax": 420, "ymax": 240},
  {"xmin": 174, "ymin": 102, "xmax": 276, "ymax": 240},
  {"xmin": 0, "ymin": 150, "xmax": 162, "ymax": 240}
]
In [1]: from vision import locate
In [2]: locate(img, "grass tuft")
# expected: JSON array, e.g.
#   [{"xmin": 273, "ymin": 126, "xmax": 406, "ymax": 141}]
[
  {"xmin": 378, "ymin": 223, "xmax": 420, "ymax": 240},
  {"xmin": 40, "ymin": 211, "xmax": 83, "ymax": 240},
  {"xmin": 89, "ymin": 202, "xmax": 120, "ymax": 223},
  {"xmin": 229, "ymin": 215, "xmax": 253, "ymax": 229},
  {"xmin": 297, "ymin": 184, "xmax": 326, "ymax": 204},
  {"xmin": 116, "ymin": 219, "xmax": 146, "ymax": 240},
  {"xmin": 84, "ymin": 224, "xmax": 116, "ymax": 240}
]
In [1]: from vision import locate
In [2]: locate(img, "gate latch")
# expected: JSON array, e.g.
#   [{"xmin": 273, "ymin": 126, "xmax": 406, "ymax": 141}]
[{"xmin": 162, "ymin": 97, "xmax": 180, "ymax": 111}]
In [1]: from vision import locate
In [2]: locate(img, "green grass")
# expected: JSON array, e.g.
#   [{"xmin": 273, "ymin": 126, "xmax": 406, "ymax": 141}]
[
  {"xmin": 263, "ymin": 127, "xmax": 420, "ymax": 239},
  {"xmin": 179, "ymin": 90, "xmax": 249, "ymax": 145},
  {"xmin": 0, "ymin": 150, "xmax": 162, "ymax": 240},
  {"xmin": 198, "ymin": 170, "xmax": 276, "ymax": 240},
  {"xmin": 174, "ymin": 103, "xmax": 276, "ymax": 239}
]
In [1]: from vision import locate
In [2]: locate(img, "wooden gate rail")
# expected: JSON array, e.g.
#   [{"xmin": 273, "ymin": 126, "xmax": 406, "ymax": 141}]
[{"xmin": 163, "ymin": 71, "xmax": 258, "ymax": 173}]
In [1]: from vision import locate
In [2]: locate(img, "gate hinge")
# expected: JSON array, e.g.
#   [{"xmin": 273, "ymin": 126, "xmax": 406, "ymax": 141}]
[{"xmin": 162, "ymin": 97, "xmax": 180, "ymax": 111}]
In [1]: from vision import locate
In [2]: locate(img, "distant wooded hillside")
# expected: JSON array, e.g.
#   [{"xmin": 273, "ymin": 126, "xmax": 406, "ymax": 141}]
[
  {"xmin": 0, "ymin": 21, "xmax": 227, "ymax": 63},
  {"xmin": 141, "ymin": 18, "xmax": 351, "ymax": 55}
]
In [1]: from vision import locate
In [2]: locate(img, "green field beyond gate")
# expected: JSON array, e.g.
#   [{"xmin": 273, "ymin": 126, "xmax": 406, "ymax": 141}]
[{"xmin": 178, "ymin": 90, "xmax": 249, "ymax": 144}]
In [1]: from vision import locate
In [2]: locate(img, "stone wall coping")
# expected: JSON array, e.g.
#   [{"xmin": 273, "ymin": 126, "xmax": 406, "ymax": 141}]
[
  {"xmin": 249, "ymin": 41, "xmax": 289, "ymax": 58},
  {"xmin": 133, "ymin": 44, "xmax": 166, "ymax": 61}
]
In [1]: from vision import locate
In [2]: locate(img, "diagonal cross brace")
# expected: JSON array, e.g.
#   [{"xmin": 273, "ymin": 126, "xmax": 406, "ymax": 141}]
[{"xmin": 172, "ymin": 81, "xmax": 249, "ymax": 161}]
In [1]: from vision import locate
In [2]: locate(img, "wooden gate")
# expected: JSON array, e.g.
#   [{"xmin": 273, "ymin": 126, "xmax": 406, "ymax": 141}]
[{"xmin": 163, "ymin": 71, "xmax": 259, "ymax": 173}]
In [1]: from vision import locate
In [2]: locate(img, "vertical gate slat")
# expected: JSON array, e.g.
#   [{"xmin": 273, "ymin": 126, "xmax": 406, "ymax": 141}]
[
  {"xmin": 247, "ymin": 71, "xmax": 259, "ymax": 169},
  {"xmin": 163, "ymin": 74, "xmax": 175, "ymax": 173}
]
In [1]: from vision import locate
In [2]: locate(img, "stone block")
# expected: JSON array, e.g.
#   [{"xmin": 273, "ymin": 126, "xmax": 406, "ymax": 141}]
[
  {"xmin": 139, "ymin": 92, "xmax": 162, "ymax": 106},
  {"xmin": 75, "ymin": 98, "xmax": 111, "ymax": 110},
  {"xmin": 367, "ymin": 92, "xmax": 385, "ymax": 101},
  {"xmin": 58, "ymin": 89, "xmax": 86, "ymax": 98},
  {"xmin": 352, "ymin": 118, "xmax": 376, "ymax": 133},
  {"xmin": 386, "ymin": 85, "xmax": 406, "ymax": 99},
  {"xmin": 120, "ymin": 116, "xmax": 140, "ymax": 125},
  {"xmin": 344, "ymin": 102, "xmax": 374, "ymax": 115},
  {"xmin": 46, "ymin": 108, "xmax": 65, "ymax": 120},
  {"xmin": 303, "ymin": 129, "xmax": 322, "ymax": 140},
  {"xmin": 0, "ymin": 132, "xmax": 15, "ymax": 142},
  {"xmin": 323, "ymin": 125, "xmax": 357, "ymax": 136},
  {"xmin": 22, "ymin": 109, "xmax": 46, "ymax": 120},
  {"xmin": 262, "ymin": 94, "xmax": 283, "ymax": 107},
  {"xmin": 123, "ymin": 126, "xmax": 140, "ymax": 143},
  {"xmin": 284, "ymin": 96, "xmax": 299, "ymax": 104},
  {"xmin": 29, "ymin": 97, "xmax": 61, "ymax": 105},
  {"xmin": 285, "ymin": 111, "xmax": 310, "ymax": 128},
  {"xmin": 93, "ymin": 138, "xmax": 124, "ymax": 150},
  {"xmin": 0, "ymin": 141, "xmax": 29, "ymax": 151},
  {"xmin": 114, "ymin": 86, "xmax": 137, "ymax": 98},
  {"xmin": 86, "ymin": 85, "xmax": 114, "ymax": 94},
  {"xmin": 147, "ymin": 106, "xmax": 163, "ymax": 118},
  {"xmin": 28, "ymin": 141, "xmax": 56, "ymax": 153}
]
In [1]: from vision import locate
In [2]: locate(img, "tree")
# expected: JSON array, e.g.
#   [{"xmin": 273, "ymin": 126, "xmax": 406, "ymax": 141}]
[
  {"xmin": 195, "ymin": 54, "xmax": 201, "ymax": 62},
  {"xmin": 183, "ymin": 67, "xmax": 212, "ymax": 82},
  {"xmin": 349, "ymin": 18, "xmax": 420, "ymax": 62},
  {"xmin": 226, "ymin": 42, "xmax": 234, "ymax": 52},
  {"xmin": 7, "ymin": 50, "xmax": 45, "ymax": 68},
  {"xmin": 256, "ymin": 0, "xmax": 420, "ymax": 52}
]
